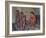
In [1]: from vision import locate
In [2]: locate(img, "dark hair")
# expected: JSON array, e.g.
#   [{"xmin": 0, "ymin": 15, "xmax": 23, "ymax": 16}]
[
  {"xmin": 21, "ymin": 12, "xmax": 24, "ymax": 15},
  {"xmin": 30, "ymin": 11, "xmax": 35, "ymax": 15},
  {"xmin": 16, "ymin": 10, "xmax": 19, "ymax": 12}
]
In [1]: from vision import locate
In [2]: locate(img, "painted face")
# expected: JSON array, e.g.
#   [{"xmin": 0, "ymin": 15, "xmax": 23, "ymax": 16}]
[{"xmin": 30, "ymin": 13, "xmax": 34, "ymax": 16}]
